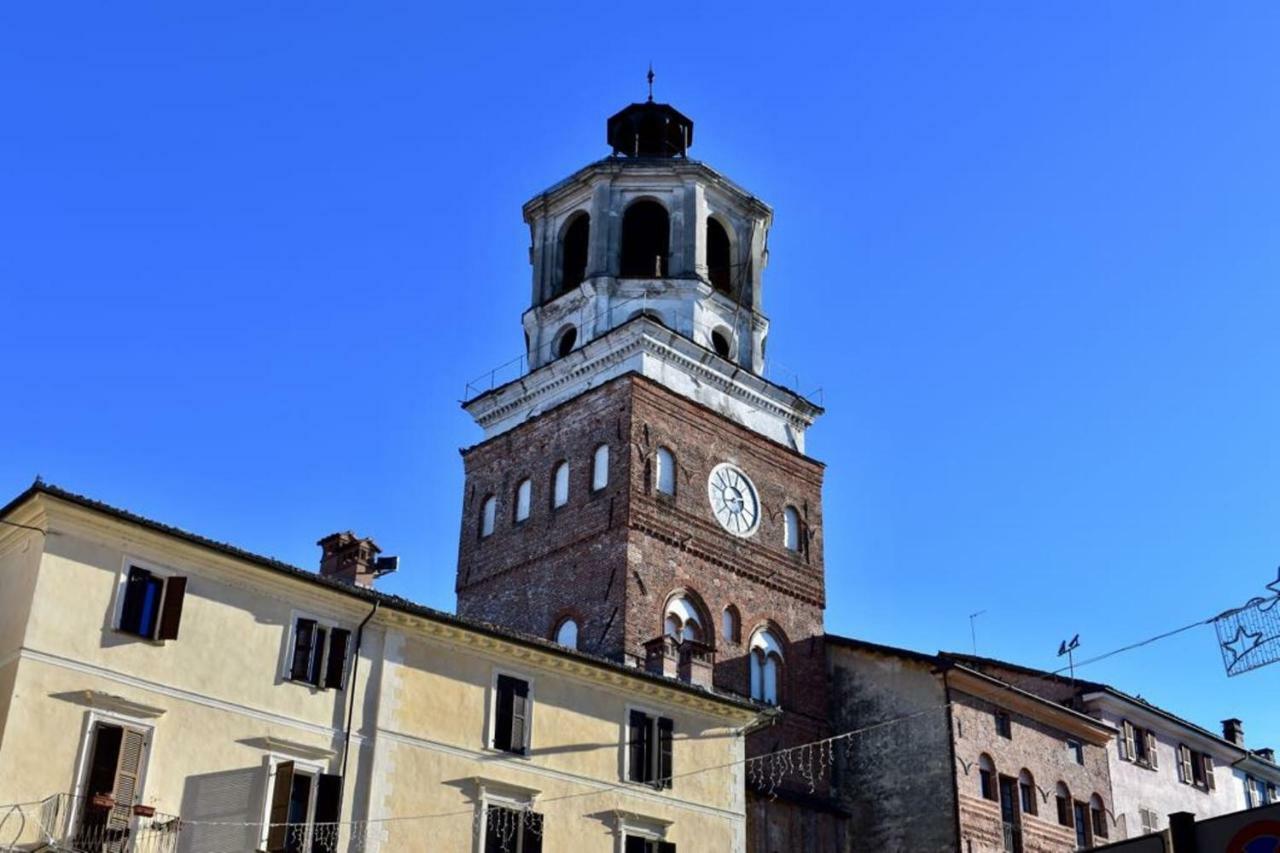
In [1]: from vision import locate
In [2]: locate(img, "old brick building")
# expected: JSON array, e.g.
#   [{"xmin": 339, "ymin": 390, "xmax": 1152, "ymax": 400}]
[{"xmin": 455, "ymin": 94, "xmax": 845, "ymax": 848}]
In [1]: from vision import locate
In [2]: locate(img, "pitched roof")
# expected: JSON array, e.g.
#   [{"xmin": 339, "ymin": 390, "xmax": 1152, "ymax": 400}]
[{"xmin": 1, "ymin": 480, "xmax": 762, "ymax": 714}]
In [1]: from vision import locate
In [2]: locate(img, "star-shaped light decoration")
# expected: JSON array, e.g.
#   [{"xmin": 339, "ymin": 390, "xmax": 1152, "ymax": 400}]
[
  {"xmin": 1222, "ymin": 625, "xmax": 1266, "ymax": 669},
  {"xmin": 1261, "ymin": 566, "xmax": 1280, "ymax": 612}
]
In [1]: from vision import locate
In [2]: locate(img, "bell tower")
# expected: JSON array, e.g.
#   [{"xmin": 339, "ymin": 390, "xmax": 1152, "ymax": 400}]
[{"xmin": 456, "ymin": 83, "xmax": 843, "ymax": 847}]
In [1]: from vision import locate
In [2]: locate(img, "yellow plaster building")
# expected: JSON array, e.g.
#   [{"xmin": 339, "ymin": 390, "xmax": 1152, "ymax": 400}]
[{"xmin": 0, "ymin": 483, "xmax": 762, "ymax": 852}]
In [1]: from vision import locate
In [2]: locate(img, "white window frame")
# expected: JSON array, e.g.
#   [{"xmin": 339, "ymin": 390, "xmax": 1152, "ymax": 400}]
[
  {"xmin": 257, "ymin": 753, "xmax": 326, "ymax": 852},
  {"xmin": 622, "ymin": 702, "xmax": 672, "ymax": 788},
  {"xmin": 480, "ymin": 495, "xmax": 497, "ymax": 538},
  {"xmin": 613, "ymin": 810, "xmax": 673, "ymax": 853},
  {"xmin": 783, "ymin": 505, "xmax": 800, "ymax": 551},
  {"xmin": 471, "ymin": 778, "xmax": 540, "ymax": 853},
  {"xmin": 281, "ymin": 610, "xmax": 352, "ymax": 689},
  {"xmin": 592, "ymin": 444, "xmax": 610, "ymax": 491},
  {"xmin": 486, "ymin": 666, "xmax": 536, "ymax": 756},
  {"xmin": 67, "ymin": 709, "xmax": 156, "ymax": 841},
  {"xmin": 110, "ymin": 554, "xmax": 182, "ymax": 640}
]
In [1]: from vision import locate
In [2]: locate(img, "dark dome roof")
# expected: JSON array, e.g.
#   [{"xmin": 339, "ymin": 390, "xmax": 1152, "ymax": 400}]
[{"xmin": 607, "ymin": 101, "xmax": 693, "ymax": 158}]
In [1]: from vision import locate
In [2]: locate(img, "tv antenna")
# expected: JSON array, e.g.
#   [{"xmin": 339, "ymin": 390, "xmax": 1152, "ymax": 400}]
[
  {"xmin": 1058, "ymin": 634, "xmax": 1081, "ymax": 681},
  {"xmin": 969, "ymin": 611, "xmax": 987, "ymax": 655}
]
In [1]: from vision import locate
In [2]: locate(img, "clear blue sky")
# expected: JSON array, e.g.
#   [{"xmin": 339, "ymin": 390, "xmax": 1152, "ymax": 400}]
[{"xmin": 4, "ymin": 3, "xmax": 1278, "ymax": 748}]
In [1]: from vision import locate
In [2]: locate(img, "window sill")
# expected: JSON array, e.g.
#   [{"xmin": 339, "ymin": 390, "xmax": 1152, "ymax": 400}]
[
  {"xmin": 113, "ymin": 627, "xmax": 166, "ymax": 645},
  {"xmin": 488, "ymin": 746, "xmax": 531, "ymax": 760}
]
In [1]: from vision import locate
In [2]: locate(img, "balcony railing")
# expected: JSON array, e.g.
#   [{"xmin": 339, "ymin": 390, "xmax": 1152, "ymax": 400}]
[{"xmin": 1, "ymin": 793, "xmax": 181, "ymax": 853}]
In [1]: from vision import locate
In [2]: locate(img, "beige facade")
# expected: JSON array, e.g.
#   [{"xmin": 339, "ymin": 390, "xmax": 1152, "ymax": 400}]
[{"xmin": 0, "ymin": 484, "xmax": 759, "ymax": 851}]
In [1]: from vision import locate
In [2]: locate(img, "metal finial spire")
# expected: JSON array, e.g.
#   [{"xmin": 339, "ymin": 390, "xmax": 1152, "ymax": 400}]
[{"xmin": 647, "ymin": 64, "xmax": 655, "ymax": 102}]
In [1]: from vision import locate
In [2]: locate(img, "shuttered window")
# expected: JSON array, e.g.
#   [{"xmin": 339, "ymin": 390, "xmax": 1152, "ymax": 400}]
[
  {"xmin": 493, "ymin": 675, "xmax": 531, "ymax": 754},
  {"xmin": 483, "ymin": 806, "xmax": 542, "ymax": 853},
  {"xmin": 265, "ymin": 762, "xmax": 342, "ymax": 853},
  {"xmin": 627, "ymin": 710, "xmax": 674, "ymax": 789},
  {"xmin": 81, "ymin": 722, "xmax": 149, "ymax": 833},
  {"xmin": 118, "ymin": 566, "xmax": 187, "ymax": 641},
  {"xmin": 1120, "ymin": 719, "xmax": 1135, "ymax": 761},
  {"xmin": 288, "ymin": 618, "xmax": 351, "ymax": 690}
]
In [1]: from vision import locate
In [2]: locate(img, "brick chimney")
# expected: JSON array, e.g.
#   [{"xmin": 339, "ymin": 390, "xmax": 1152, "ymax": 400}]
[
  {"xmin": 1222, "ymin": 718, "xmax": 1245, "ymax": 746},
  {"xmin": 1256, "ymin": 747, "xmax": 1276, "ymax": 763},
  {"xmin": 317, "ymin": 532, "xmax": 381, "ymax": 588}
]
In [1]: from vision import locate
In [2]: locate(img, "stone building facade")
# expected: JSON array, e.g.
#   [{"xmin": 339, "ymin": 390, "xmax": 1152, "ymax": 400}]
[{"xmin": 827, "ymin": 637, "xmax": 1116, "ymax": 853}]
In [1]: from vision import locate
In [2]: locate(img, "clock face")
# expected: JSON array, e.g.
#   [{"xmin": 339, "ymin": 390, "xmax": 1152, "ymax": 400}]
[{"xmin": 708, "ymin": 463, "xmax": 761, "ymax": 537}]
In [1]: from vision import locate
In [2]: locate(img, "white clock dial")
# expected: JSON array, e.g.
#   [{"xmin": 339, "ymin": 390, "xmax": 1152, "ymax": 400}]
[{"xmin": 708, "ymin": 463, "xmax": 761, "ymax": 537}]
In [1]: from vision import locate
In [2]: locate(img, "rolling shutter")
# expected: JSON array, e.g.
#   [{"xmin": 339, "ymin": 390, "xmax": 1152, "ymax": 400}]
[
  {"xmin": 629, "ymin": 710, "xmax": 651, "ymax": 783},
  {"xmin": 266, "ymin": 761, "xmax": 294, "ymax": 853},
  {"xmin": 657, "ymin": 717, "xmax": 674, "ymax": 789},
  {"xmin": 156, "ymin": 576, "xmax": 187, "ymax": 641},
  {"xmin": 324, "ymin": 629, "xmax": 350, "ymax": 690},
  {"xmin": 521, "ymin": 811, "xmax": 543, "ymax": 853},
  {"xmin": 291, "ymin": 620, "xmax": 317, "ymax": 682}
]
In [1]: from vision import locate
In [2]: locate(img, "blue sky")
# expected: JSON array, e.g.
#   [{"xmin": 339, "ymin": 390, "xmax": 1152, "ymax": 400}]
[{"xmin": 3, "ymin": 3, "xmax": 1278, "ymax": 748}]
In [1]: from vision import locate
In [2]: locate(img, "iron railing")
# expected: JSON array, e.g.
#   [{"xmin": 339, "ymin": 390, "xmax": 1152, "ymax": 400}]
[{"xmin": 1, "ymin": 793, "xmax": 180, "ymax": 853}]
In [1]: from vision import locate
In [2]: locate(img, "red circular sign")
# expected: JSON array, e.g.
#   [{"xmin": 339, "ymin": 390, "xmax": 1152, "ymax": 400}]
[{"xmin": 1227, "ymin": 819, "xmax": 1280, "ymax": 853}]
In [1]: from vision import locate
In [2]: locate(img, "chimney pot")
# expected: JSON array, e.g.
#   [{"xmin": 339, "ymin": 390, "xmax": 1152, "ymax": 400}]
[
  {"xmin": 1256, "ymin": 747, "xmax": 1275, "ymax": 763},
  {"xmin": 317, "ymin": 531, "xmax": 382, "ymax": 588},
  {"xmin": 1222, "ymin": 718, "xmax": 1245, "ymax": 746}
]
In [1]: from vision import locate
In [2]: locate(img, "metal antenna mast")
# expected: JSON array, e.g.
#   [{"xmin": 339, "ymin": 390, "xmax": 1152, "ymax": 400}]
[{"xmin": 969, "ymin": 611, "xmax": 986, "ymax": 655}]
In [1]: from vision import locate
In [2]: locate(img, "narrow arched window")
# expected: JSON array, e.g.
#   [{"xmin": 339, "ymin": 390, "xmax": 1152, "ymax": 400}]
[
  {"xmin": 555, "ymin": 618, "xmax": 579, "ymax": 649},
  {"xmin": 978, "ymin": 754, "xmax": 997, "ymax": 801},
  {"xmin": 1056, "ymin": 782, "xmax": 1073, "ymax": 827},
  {"xmin": 514, "ymin": 479, "xmax": 531, "ymax": 523},
  {"xmin": 655, "ymin": 446, "xmax": 676, "ymax": 496},
  {"xmin": 749, "ymin": 629, "xmax": 784, "ymax": 705},
  {"xmin": 621, "ymin": 200, "xmax": 669, "ymax": 278},
  {"xmin": 552, "ymin": 461, "xmax": 569, "ymax": 508},
  {"xmin": 721, "ymin": 606, "xmax": 740, "ymax": 644},
  {"xmin": 1019, "ymin": 769, "xmax": 1037, "ymax": 816},
  {"xmin": 783, "ymin": 505, "xmax": 801, "ymax": 551},
  {"xmin": 707, "ymin": 217, "xmax": 732, "ymax": 294},
  {"xmin": 592, "ymin": 444, "xmax": 609, "ymax": 491},
  {"xmin": 479, "ymin": 495, "xmax": 496, "ymax": 538},
  {"xmin": 1090, "ymin": 794, "xmax": 1109, "ymax": 840},
  {"xmin": 560, "ymin": 213, "xmax": 589, "ymax": 294}
]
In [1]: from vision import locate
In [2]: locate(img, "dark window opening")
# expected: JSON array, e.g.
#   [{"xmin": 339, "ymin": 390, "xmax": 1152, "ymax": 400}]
[
  {"xmin": 628, "ymin": 710, "xmax": 674, "ymax": 789},
  {"xmin": 289, "ymin": 618, "xmax": 351, "ymax": 690},
  {"xmin": 494, "ymin": 674, "xmax": 530, "ymax": 755},
  {"xmin": 995, "ymin": 710, "xmax": 1012, "ymax": 739},
  {"xmin": 625, "ymin": 838, "xmax": 676, "ymax": 853},
  {"xmin": 620, "ymin": 201, "xmax": 669, "ymax": 278},
  {"xmin": 560, "ymin": 214, "xmax": 589, "ymax": 295},
  {"xmin": 556, "ymin": 327, "xmax": 577, "ymax": 358},
  {"xmin": 264, "ymin": 762, "xmax": 342, "ymax": 853},
  {"xmin": 1074, "ymin": 802, "xmax": 1090, "ymax": 848},
  {"xmin": 707, "ymin": 218, "xmax": 732, "ymax": 295},
  {"xmin": 78, "ymin": 722, "xmax": 147, "ymax": 840},
  {"xmin": 711, "ymin": 330, "xmax": 732, "ymax": 359},
  {"xmin": 484, "ymin": 805, "xmax": 543, "ymax": 853},
  {"xmin": 119, "ymin": 566, "xmax": 187, "ymax": 641}
]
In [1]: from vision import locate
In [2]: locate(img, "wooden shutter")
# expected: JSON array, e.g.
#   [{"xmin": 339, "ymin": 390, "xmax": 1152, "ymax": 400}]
[
  {"xmin": 657, "ymin": 717, "xmax": 674, "ymax": 789},
  {"xmin": 1204, "ymin": 754, "xmax": 1216, "ymax": 790},
  {"xmin": 624, "ymin": 837, "xmax": 648, "ymax": 853},
  {"xmin": 107, "ymin": 726, "xmax": 146, "ymax": 830},
  {"xmin": 629, "ymin": 710, "xmax": 651, "ymax": 783},
  {"xmin": 1120, "ymin": 720, "xmax": 1134, "ymax": 761},
  {"xmin": 156, "ymin": 576, "xmax": 187, "ymax": 641},
  {"xmin": 1146, "ymin": 730, "xmax": 1159, "ymax": 768},
  {"xmin": 119, "ymin": 567, "xmax": 152, "ymax": 635},
  {"xmin": 324, "ymin": 629, "xmax": 350, "ymax": 690},
  {"xmin": 266, "ymin": 761, "xmax": 294, "ymax": 853},
  {"xmin": 493, "ymin": 675, "xmax": 523, "ymax": 753},
  {"xmin": 509, "ymin": 678, "xmax": 529, "ymax": 755},
  {"xmin": 1177, "ymin": 745, "xmax": 1190, "ymax": 783},
  {"xmin": 291, "ymin": 620, "xmax": 317, "ymax": 682},
  {"xmin": 310, "ymin": 627, "xmax": 328, "ymax": 686},
  {"xmin": 521, "ymin": 811, "xmax": 543, "ymax": 853}
]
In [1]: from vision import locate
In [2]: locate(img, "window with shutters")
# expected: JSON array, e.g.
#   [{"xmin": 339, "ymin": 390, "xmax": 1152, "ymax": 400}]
[
  {"xmin": 483, "ymin": 804, "xmax": 543, "ymax": 853},
  {"xmin": 491, "ymin": 673, "xmax": 532, "ymax": 755},
  {"xmin": 75, "ymin": 720, "xmax": 150, "ymax": 841},
  {"xmin": 624, "ymin": 837, "xmax": 676, "ymax": 853},
  {"xmin": 285, "ymin": 615, "xmax": 352, "ymax": 691},
  {"xmin": 1119, "ymin": 720, "xmax": 1158, "ymax": 769},
  {"xmin": 1177, "ymin": 744, "xmax": 1216, "ymax": 792},
  {"xmin": 592, "ymin": 444, "xmax": 610, "ymax": 492},
  {"xmin": 114, "ymin": 561, "xmax": 188, "ymax": 642},
  {"xmin": 1139, "ymin": 807, "xmax": 1159, "ymax": 834},
  {"xmin": 261, "ymin": 759, "xmax": 341, "ymax": 853},
  {"xmin": 626, "ymin": 709, "xmax": 674, "ymax": 790}
]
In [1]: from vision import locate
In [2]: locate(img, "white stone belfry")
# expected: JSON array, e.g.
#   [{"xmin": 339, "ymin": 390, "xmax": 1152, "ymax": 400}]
[{"xmin": 465, "ymin": 98, "xmax": 822, "ymax": 453}]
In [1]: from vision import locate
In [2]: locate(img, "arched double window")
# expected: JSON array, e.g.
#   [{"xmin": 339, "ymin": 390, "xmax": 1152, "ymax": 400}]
[
  {"xmin": 664, "ymin": 596, "xmax": 704, "ymax": 643},
  {"xmin": 592, "ymin": 444, "xmax": 609, "ymax": 491},
  {"xmin": 655, "ymin": 446, "xmax": 676, "ymax": 496},
  {"xmin": 560, "ymin": 213, "xmax": 589, "ymax": 295},
  {"xmin": 749, "ymin": 628, "xmax": 784, "ymax": 705},
  {"xmin": 514, "ymin": 479, "xmax": 532, "ymax": 523},
  {"xmin": 479, "ymin": 495, "xmax": 496, "ymax": 538},
  {"xmin": 555, "ymin": 618, "xmax": 579, "ymax": 650},
  {"xmin": 783, "ymin": 505, "xmax": 801, "ymax": 551},
  {"xmin": 621, "ymin": 200, "xmax": 669, "ymax": 278},
  {"xmin": 552, "ymin": 461, "xmax": 570, "ymax": 508}
]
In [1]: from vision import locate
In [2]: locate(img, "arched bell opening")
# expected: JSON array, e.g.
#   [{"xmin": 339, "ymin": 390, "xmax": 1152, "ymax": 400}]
[{"xmin": 621, "ymin": 200, "xmax": 670, "ymax": 278}]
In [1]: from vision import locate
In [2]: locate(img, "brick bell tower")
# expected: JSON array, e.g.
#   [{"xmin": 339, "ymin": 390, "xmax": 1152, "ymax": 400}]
[{"xmin": 456, "ymin": 85, "xmax": 845, "ymax": 848}]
